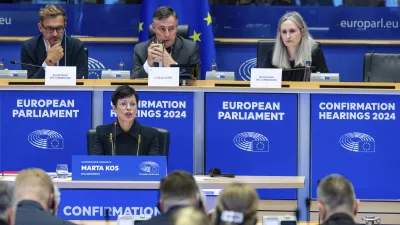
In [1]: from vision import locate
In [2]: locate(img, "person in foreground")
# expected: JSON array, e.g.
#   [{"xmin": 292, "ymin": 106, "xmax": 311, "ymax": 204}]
[
  {"xmin": 264, "ymin": 11, "xmax": 328, "ymax": 81},
  {"xmin": 317, "ymin": 174, "xmax": 359, "ymax": 225},
  {"xmin": 141, "ymin": 170, "xmax": 206, "ymax": 225},
  {"xmin": 0, "ymin": 181, "xmax": 15, "ymax": 225},
  {"xmin": 21, "ymin": 4, "xmax": 88, "ymax": 79},
  {"xmin": 209, "ymin": 183, "xmax": 259, "ymax": 225},
  {"xmin": 170, "ymin": 207, "xmax": 210, "ymax": 225},
  {"xmin": 14, "ymin": 168, "xmax": 75, "ymax": 225},
  {"xmin": 132, "ymin": 6, "xmax": 200, "ymax": 78},
  {"xmin": 92, "ymin": 85, "xmax": 159, "ymax": 155}
]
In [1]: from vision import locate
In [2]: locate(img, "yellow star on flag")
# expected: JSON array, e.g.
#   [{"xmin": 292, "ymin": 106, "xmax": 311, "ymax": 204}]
[
  {"xmin": 190, "ymin": 30, "xmax": 201, "ymax": 42},
  {"xmin": 204, "ymin": 12, "xmax": 212, "ymax": 26},
  {"xmin": 138, "ymin": 22, "xmax": 144, "ymax": 32}
]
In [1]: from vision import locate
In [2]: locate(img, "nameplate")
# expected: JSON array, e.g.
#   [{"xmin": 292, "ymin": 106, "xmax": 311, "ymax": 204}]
[
  {"xmin": 0, "ymin": 70, "xmax": 27, "ymax": 79},
  {"xmin": 148, "ymin": 67, "xmax": 179, "ymax": 86},
  {"xmin": 250, "ymin": 68, "xmax": 282, "ymax": 88},
  {"xmin": 72, "ymin": 156, "xmax": 167, "ymax": 181},
  {"xmin": 45, "ymin": 66, "xmax": 76, "ymax": 86}
]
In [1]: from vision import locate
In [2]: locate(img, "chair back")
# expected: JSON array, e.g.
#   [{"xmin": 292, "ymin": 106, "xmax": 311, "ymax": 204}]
[{"xmin": 363, "ymin": 53, "xmax": 400, "ymax": 82}]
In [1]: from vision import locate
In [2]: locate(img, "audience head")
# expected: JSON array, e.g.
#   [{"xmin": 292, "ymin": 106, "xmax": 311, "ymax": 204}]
[
  {"xmin": 159, "ymin": 170, "xmax": 203, "ymax": 213},
  {"xmin": 112, "ymin": 85, "xmax": 138, "ymax": 124},
  {"xmin": 0, "ymin": 181, "xmax": 15, "ymax": 225},
  {"xmin": 14, "ymin": 168, "xmax": 57, "ymax": 214},
  {"xmin": 38, "ymin": 4, "xmax": 66, "ymax": 46},
  {"xmin": 317, "ymin": 174, "xmax": 359, "ymax": 221},
  {"xmin": 272, "ymin": 11, "xmax": 315, "ymax": 69},
  {"xmin": 212, "ymin": 183, "xmax": 259, "ymax": 225},
  {"xmin": 170, "ymin": 206, "xmax": 210, "ymax": 225},
  {"xmin": 152, "ymin": 6, "xmax": 178, "ymax": 48}
]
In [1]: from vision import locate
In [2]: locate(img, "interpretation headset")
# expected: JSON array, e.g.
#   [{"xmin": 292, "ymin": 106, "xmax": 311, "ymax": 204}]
[
  {"xmin": 156, "ymin": 173, "xmax": 204, "ymax": 213},
  {"xmin": 208, "ymin": 168, "xmax": 235, "ymax": 178}
]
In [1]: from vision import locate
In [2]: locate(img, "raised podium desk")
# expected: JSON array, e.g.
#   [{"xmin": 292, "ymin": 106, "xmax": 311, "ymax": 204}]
[{"xmin": 0, "ymin": 79, "xmax": 399, "ymax": 223}]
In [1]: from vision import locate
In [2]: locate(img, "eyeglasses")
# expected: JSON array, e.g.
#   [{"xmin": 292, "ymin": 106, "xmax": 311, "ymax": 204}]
[
  {"xmin": 118, "ymin": 101, "xmax": 137, "ymax": 109},
  {"xmin": 41, "ymin": 24, "xmax": 65, "ymax": 34}
]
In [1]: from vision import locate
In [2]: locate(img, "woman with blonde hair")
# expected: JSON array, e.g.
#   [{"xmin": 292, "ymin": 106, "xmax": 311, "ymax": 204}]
[
  {"xmin": 210, "ymin": 183, "xmax": 259, "ymax": 225},
  {"xmin": 264, "ymin": 11, "xmax": 328, "ymax": 81}
]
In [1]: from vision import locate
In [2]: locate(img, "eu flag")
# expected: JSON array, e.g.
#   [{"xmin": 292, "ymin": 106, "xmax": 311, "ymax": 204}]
[{"xmin": 138, "ymin": 0, "xmax": 216, "ymax": 79}]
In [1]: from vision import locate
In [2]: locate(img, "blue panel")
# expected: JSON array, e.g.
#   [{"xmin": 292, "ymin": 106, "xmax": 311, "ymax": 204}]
[
  {"xmin": 102, "ymin": 91, "xmax": 194, "ymax": 173},
  {"xmin": 0, "ymin": 91, "xmax": 92, "ymax": 172},
  {"xmin": 311, "ymin": 94, "xmax": 400, "ymax": 199},
  {"xmin": 205, "ymin": 93, "xmax": 298, "ymax": 199}
]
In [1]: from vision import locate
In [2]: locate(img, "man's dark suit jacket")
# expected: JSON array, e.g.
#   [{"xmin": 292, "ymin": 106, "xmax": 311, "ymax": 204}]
[
  {"xmin": 15, "ymin": 200, "xmax": 76, "ymax": 225},
  {"xmin": 20, "ymin": 34, "xmax": 88, "ymax": 79},
  {"xmin": 131, "ymin": 35, "xmax": 200, "ymax": 78},
  {"xmin": 263, "ymin": 42, "xmax": 329, "ymax": 81},
  {"xmin": 322, "ymin": 213, "xmax": 357, "ymax": 225},
  {"xmin": 92, "ymin": 120, "xmax": 160, "ymax": 155}
]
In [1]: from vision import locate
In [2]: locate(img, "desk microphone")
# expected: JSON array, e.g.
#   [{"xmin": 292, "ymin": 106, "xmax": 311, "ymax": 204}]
[
  {"xmin": 112, "ymin": 121, "xmax": 117, "ymax": 156},
  {"xmin": 208, "ymin": 168, "xmax": 235, "ymax": 178},
  {"xmin": 10, "ymin": 60, "xmax": 43, "ymax": 69},
  {"xmin": 367, "ymin": 51, "xmax": 375, "ymax": 82},
  {"xmin": 283, "ymin": 66, "xmax": 315, "ymax": 71},
  {"xmin": 161, "ymin": 40, "xmax": 166, "ymax": 67}
]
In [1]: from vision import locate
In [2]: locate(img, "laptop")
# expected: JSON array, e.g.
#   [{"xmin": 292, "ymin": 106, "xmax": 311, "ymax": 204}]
[
  {"xmin": 310, "ymin": 73, "xmax": 340, "ymax": 82},
  {"xmin": 0, "ymin": 70, "xmax": 27, "ymax": 79},
  {"xmin": 206, "ymin": 71, "xmax": 235, "ymax": 80},
  {"xmin": 101, "ymin": 70, "xmax": 130, "ymax": 79}
]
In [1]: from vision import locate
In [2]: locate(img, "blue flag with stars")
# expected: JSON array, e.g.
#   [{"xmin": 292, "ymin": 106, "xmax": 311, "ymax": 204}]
[{"xmin": 138, "ymin": 0, "xmax": 216, "ymax": 79}]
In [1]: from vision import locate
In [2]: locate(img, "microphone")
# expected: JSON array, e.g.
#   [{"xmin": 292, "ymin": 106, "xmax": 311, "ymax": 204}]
[
  {"xmin": 10, "ymin": 60, "xmax": 43, "ymax": 69},
  {"xmin": 64, "ymin": 29, "xmax": 67, "ymax": 67},
  {"xmin": 367, "ymin": 51, "xmax": 374, "ymax": 82},
  {"xmin": 113, "ymin": 121, "xmax": 117, "ymax": 156},
  {"xmin": 208, "ymin": 168, "xmax": 235, "ymax": 178},
  {"xmin": 137, "ymin": 134, "xmax": 141, "ymax": 156},
  {"xmin": 161, "ymin": 40, "xmax": 166, "ymax": 67},
  {"xmin": 283, "ymin": 66, "xmax": 315, "ymax": 71}
]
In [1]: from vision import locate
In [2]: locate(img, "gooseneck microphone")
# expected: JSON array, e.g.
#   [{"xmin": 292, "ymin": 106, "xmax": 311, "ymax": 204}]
[
  {"xmin": 10, "ymin": 60, "xmax": 43, "ymax": 69},
  {"xmin": 113, "ymin": 121, "xmax": 117, "ymax": 156},
  {"xmin": 64, "ymin": 29, "xmax": 67, "ymax": 67},
  {"xmin": 367, "ymin": 51, "xmax": 375, "ymax": 82},
  {"xmin": 161, "ymin": 40, "xmax": 166, "ymax": 67}
]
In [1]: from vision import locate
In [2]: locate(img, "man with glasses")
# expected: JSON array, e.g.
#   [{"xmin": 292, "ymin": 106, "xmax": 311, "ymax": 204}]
[
  {"xmin": 132, "ymin": 6, "xmax": 200, "ymax": 79},
  {"xmin": 21, "ymin": 4, "xmax": 88, "ymax": 79},
  {"xmin": 92, "ymin": 85, "xmax": 160, "ymax": 156}
]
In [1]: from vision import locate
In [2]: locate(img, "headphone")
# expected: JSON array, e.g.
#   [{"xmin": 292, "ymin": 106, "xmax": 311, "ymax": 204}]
[
  {"xmin": 49, "ymin": 184, "xmax": 56, "ymax": 211},
  {"xmin": 156, "ymin": 174, "xmax": 204, "ymax": 213},
  {"xmin": 208, "ymin": 168, "xmax": 235, "ymax": 178}
]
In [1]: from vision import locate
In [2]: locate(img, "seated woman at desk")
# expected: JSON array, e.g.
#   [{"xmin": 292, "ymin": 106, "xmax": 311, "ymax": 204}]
[
  {"xmin": 92, "ymin": 85, "xmax": 159, "ymax": 155},
  {"xmin": 264, "ymin": 11, "xmax": 329, "ymax": 81}
]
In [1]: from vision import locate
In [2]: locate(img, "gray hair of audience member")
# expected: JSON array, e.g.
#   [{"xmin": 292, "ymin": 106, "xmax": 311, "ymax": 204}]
[
  {"xmin": 0, "ymin": 181, "xmax": 15, "ymax": 225},
  {"xmin": 152, "ymin": 6, "xmax": 179, "ymax": 24},
  {"xmin": 49, "ymin": 184, "xmax": 61, "ymax": 216},
  {"xmin": 317, "ymin": 174, "xmax": 359, "ymax": 221},
  {"xmin": 272, "ymin": 11, "xmax": 316, "ymax": 69},
  {"xmin": 159, "ymin": 170, "xmax": 202, "ymax": 212},
  {"xmin": 211, "ymin": 183, "xmax": 259, "ymax": 225},
  {"xmin": 170, "ymin": 206, "xmax": 211, "ymax": 225},
  {"xmin": 14, "ymin": 168, "xmax": 55, "ymax": 212}
]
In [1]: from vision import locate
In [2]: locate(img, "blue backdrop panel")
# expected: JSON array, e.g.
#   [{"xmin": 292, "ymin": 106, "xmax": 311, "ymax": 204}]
[
  {"xmin": 58, "ymin": 189, "xmax": 159, "ymax": 220},
  {"xmin": 0, "ymin": 91, "xmax": 92, "ymax": 172},
  {"xmin": 205, "ymin": 93, "xmax": 297, "ymax": 199},
  {"xmin": 102, "ymin": 91, "xmax": 194, "ymax": 173},
  {"xmin": 311, "ymin": 94, "xmax": 400, "ymax": 199}
]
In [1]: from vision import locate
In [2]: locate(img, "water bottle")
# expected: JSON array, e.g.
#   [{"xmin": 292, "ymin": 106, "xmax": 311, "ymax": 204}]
[
  {"xmin": 118, "ymin": 58, "xmax": 125, "ymax": 70},
  {"xmin": 211, "ymin": 59, "xmax": 217, "ymax": 72},
  {"xmin": 303, "ymin": 60, "xmax": 311, "ymax": 81},
  {"xmin": 0, "ymin": 58, "xmax": 4, "ymax": 70}
]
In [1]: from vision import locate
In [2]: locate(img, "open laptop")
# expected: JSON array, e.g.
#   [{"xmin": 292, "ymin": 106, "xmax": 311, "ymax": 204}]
[
  {"xmin": 101, "ymin": 70, "xmax": 130, "ymax": 79},
  {"xmin": 206, "ymin": 71, "xmax": 235, "ymax": 80},
  {"xmin": 310, "ymin": 73, "xmax": 340, "ymax": 82}
]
